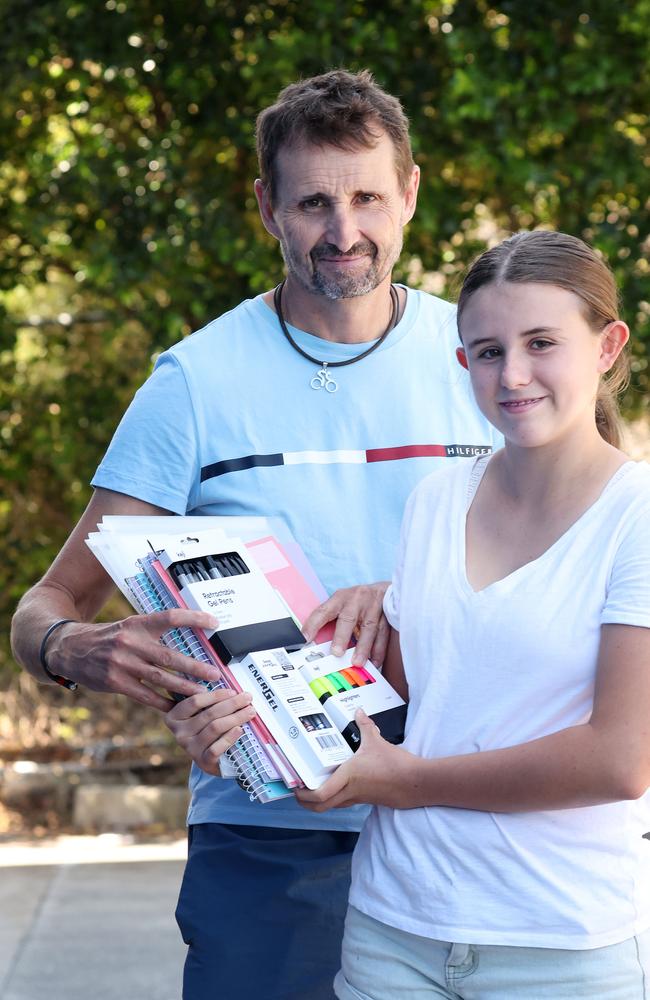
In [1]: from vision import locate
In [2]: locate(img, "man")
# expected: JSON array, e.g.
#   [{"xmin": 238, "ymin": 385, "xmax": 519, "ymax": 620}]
[{"xmin": 11, "ymin": 70, "xmax": 500, "ymax": 999}]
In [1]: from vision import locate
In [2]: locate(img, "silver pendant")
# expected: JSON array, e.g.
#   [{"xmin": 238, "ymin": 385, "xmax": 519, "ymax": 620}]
[{"xmin": 310, "ymin": 364, "xmax": 338, "ymax": 393}]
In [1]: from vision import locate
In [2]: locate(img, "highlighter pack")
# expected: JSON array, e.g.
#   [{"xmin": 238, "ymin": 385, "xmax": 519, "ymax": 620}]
[{"xmin": 229, "ymin": 643, "xmax": 407, "ymax": 788}]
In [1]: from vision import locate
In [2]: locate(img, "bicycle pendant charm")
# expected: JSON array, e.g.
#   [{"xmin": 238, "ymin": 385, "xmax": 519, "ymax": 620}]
[{"xmin": 310, "ymin": 365, "xmax": 338, "ymax": 393}]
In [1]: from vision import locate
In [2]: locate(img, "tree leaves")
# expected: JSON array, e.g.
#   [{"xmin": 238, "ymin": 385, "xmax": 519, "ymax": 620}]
[{"xmin": 2, "ymin": 0, "xmax": 649, "ymax": 674}]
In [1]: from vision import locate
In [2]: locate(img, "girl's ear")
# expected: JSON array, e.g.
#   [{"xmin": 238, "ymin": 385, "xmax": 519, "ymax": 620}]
[
  {"xmin": 598, "ymin": 320, "xmax": 629, "ymax": 374},
  {"xmin": 456, "ymin": 346, "xmax": 469, "ymax": 371}
]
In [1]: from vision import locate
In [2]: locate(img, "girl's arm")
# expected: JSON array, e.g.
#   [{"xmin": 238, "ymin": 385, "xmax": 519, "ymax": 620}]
[
  {"xmin": 381, "ymin": 626, "xmax": 409, "ymax": 701},
  {"xmin": 296, "ymin": 622, "xmax": 650, "ymax": 812}
]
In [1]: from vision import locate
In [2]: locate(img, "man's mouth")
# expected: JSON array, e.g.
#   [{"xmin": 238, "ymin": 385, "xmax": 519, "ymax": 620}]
[{"xmin": 312, "ymin": 242, "xmax": 375, "ymax": 265}]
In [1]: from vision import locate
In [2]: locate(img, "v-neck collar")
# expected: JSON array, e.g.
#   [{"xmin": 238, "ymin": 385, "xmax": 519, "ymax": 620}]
[{"xmin": 460, "ymin": 456, "xmax": 635, "ymax": 597}]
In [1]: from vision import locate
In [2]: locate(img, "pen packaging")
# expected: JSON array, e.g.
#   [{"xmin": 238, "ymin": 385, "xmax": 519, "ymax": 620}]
[
  {"xmin": 229, "ymin": 649, "xmax": 353, "ymax": 789},
  {"xmin": 158, "ymin": 532, "xmax": 306, "ymax": 663}
]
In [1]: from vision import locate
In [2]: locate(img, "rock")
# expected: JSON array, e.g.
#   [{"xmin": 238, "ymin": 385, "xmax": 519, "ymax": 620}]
[
  {"xmin": 1, "ymin": 761, "xmax": 74, "ymax": 812},
  {"xmin": 73, "ymin": 784, "xmax": 190, "ymax": 830}
]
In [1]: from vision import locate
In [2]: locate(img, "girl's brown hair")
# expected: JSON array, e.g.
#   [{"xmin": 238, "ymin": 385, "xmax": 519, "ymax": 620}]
[{"xmin": 457, "ymin": 230, "xmax": 630, "ymax": 447}]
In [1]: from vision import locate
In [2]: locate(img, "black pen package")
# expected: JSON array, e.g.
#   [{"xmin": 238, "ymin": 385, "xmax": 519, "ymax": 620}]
[{"xmin": 157, "ymin": 530, "xmax": 305, "ymax": 663}]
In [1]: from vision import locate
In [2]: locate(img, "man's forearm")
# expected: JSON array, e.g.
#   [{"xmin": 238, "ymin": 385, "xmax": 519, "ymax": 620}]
[{"xmin": 11, "ymin": 580, "xmax": 107, "ymax": 683}]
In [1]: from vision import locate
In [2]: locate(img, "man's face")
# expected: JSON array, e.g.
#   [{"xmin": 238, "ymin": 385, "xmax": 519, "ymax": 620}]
[{"xmin": 256, "ymin": 133, "xmax": 419, "ymax": 300}]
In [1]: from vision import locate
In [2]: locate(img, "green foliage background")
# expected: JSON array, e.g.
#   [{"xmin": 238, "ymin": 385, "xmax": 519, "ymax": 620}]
[{"xmin": 2, "ymin": 0, "xmax": 649, "ymax": 678}]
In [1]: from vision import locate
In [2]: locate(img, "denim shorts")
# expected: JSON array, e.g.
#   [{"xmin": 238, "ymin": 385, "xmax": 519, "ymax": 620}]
[
  {"xmin": 335, "ymin": 905, "xmax": 650, "ymax": 999},
  {"xmin": 175, "ymin": 823, "xmax": 358, "ymax": 1000}
]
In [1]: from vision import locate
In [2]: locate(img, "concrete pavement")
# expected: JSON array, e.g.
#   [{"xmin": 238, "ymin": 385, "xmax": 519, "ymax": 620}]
[{"xmin": 0, "ymin": 835, "xmax": 188, "ymax": 1000}]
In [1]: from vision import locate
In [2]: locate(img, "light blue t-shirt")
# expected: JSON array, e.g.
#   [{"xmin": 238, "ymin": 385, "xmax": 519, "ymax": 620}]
[{"xmin": 92, "ymin": 288, "xmax": 500, "ymax": 830}]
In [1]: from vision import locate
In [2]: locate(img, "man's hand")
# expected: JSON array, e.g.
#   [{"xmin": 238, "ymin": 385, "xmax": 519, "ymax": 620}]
[
  {"xmin": 164, "ymin": 688, "xmax": 257, "ymax": 775},
  {"xmin": 295, "ymin": 710, "xmax": 418, "ymax": 812},
  {"xmin": 46, "ymin": 611, "xmax": 224, "ymax": 711},
  {"xmin": 302, "ymin": 582, "xmax": 390, "ymax": 665}
]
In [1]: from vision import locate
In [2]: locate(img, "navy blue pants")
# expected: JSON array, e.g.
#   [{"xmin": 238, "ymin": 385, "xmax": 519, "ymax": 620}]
[{"xmin": 175, "ymin": 823, "xmax": 359, "ymax": 1000}]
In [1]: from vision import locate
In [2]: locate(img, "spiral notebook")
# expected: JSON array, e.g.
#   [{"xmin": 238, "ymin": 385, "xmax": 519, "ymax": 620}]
[{"xmin": 86, "ymin": 515, "xmax": 335, "ymax": 801}]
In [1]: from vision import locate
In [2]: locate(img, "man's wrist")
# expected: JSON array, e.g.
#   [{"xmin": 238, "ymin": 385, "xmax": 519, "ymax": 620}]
[{"xmin": 39, "ymin": 619, "xmax": 79, "ymax": 691}]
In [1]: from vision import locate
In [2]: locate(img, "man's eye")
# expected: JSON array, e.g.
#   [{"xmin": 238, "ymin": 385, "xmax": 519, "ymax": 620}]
[
  {"xmin": 478, "ymin": 347, "xmax": 500, "ymax": 360},
  {"xmin": 301, "ymin": 199, "xmax": 324, "ymax": 209},
  {"xmin": 357, "ymin": 194, "xmax": 376, "ymax": 204}
]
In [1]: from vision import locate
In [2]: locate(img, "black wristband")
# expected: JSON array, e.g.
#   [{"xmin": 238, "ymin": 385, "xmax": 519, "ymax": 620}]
[{"xmin": 39, "ymin": 619, "xmax": 79, "ymax": 691}]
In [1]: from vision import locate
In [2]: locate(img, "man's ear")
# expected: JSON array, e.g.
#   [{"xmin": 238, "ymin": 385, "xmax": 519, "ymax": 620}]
[
  {"xmin": 400, "ymin": 165, "xmax": 420, "ymax": 226},
  {"xmin": 598, "ymin": 320, "xmax": 629, "ymax": 374},
  {"xmin": 254, "ymin": 178, "xmax": 281, "ymax": 240},
  {"xmin": 456, "ymin": 346, "xmax": 469, "ymax": 371}
]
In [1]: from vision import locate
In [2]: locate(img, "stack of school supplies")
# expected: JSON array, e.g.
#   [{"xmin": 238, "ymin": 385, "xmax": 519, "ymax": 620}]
[{"xmin": 86, "ymin": 516, "xmax": 406, "ymax": 801}]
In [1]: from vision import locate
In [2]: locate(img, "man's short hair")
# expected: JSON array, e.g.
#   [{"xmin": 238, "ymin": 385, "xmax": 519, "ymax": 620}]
[{"xmin": 256, "ymin": 69, "xmax": 415, "ymax": 201}]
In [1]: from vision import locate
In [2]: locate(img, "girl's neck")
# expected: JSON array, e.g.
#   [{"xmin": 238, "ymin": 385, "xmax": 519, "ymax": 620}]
[{"xmin": 493, "ymin": 425, "xmax": 627, "ymax": 510}]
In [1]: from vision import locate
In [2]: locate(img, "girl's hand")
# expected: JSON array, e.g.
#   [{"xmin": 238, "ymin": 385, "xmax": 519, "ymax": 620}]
[{"xmin": 295, "ymin": 710, "xmax": 419, "ymax": 812}]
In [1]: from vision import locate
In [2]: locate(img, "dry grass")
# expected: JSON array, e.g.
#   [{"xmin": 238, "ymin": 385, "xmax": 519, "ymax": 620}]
[{"xmin": 0, "ymin": 671, "xmax": 169, "ymax": 754}]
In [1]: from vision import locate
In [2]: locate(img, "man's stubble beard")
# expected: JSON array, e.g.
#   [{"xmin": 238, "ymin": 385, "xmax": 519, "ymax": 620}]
[{"xmin": 279, "ymin": 233, "xmax": 404, "ymax": 301}]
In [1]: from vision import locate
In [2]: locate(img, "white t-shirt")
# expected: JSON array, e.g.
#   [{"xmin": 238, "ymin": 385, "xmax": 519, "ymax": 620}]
[{"xmin": 350, "ymin": 456, "xmax": 650, "ymax": 949}]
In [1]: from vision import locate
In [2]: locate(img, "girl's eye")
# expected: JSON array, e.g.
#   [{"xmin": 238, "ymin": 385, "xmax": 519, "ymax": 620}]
[
  {"xmin": 478, "ymin": 347, "xmax": 501, "ymax": 360},
  {"xmin": 530, "ymin": 338, "xmax": 553, "ymax": 350}
]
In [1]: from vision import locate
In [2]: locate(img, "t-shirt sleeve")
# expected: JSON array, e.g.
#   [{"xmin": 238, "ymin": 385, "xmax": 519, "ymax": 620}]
[
  {"xmin": 601, "ymin": 505, "xmax": 650, "ymax": 629},
  {"xmin": 91, "ymin": 352, "xmax": 201, "ymax": 514},
  {"xmin": 383, "ymin": 486, "xmax": 420, "ymax": 631}
]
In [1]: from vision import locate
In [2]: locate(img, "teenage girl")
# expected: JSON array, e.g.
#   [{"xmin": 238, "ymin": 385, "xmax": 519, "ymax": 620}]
[{"xmin": 297, "ymin": 230, "xmax": 650, "ymax": 999}]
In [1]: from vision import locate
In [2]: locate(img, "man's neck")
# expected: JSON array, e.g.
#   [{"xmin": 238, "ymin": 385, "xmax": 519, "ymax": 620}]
[{"xmin": 263, "ymin": 274, "xmax": 401, "ymax": 345}]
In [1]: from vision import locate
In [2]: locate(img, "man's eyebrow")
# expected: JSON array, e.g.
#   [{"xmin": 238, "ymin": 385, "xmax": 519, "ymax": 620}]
[
  {"xmin": 296, "ymin": 188, "xmax": 383, "ymax": 202},
  {"xmin": 465, "ymin": 326, "xmax": 559, "ymax": 349}
]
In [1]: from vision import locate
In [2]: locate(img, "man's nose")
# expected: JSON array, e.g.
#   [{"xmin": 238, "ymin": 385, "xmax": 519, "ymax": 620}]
[{"xmin": 326, "ymin": 208, "xmax": 361, "ymax": 253}]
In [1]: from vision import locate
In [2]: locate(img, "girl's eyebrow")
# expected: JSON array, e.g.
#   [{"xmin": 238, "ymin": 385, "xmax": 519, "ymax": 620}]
[{"xmin": 465, "ymin": 326, "xmax": 559, "ymax": 349}]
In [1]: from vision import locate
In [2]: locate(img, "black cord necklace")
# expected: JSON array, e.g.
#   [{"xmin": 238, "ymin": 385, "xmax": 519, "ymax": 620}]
[{"xmin": 273, "ymin": 279, "xmax": 400, "ymax": 393}]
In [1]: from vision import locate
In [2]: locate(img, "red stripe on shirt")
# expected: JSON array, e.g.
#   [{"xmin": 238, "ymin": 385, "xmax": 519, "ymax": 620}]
[{"xmin": 366, "ymin": 445, "xmax": 448, "ymax": 463}]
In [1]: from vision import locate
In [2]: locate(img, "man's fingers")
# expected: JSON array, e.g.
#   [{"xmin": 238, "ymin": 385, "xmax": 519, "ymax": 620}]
[
  {"xmin": 142, "ymin": 634, "xmax": 222, "ymax": 686},
  {"xmin": 96, "ymin": 616, "xmax": 222, "ymax": 690},
  {"xmin": 329, "ymin": 614, "xmax": 359, "ymax": 656},
  {"xmin": 151, "ymin": 645, "xmax": 222, "ymax": 686},
  {"xmin": 368, "ymin": 616, "xmax": 390, "ymax": 668},
  {"xmin": 141, "ymin": 608, "xmax": 220, "ymax": 635},
  {"xmin": 301, "ymin": 595, "xmax": 344, "ymax": 641},
  {"xmin": 115, "ymin": 612, "xmax": 223, "ymax": 683},
  {"xmin": 350, "ymin": 617, "xmax": 382, "ymax": 666}
]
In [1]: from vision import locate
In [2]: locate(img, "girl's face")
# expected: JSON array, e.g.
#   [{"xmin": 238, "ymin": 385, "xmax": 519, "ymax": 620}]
[{"xmin": 457, "ymin": 281, "xmax": 625, "ymax": 450}]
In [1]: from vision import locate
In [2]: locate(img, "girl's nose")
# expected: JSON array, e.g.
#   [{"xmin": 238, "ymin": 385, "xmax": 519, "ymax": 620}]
[{"xmin": 500, "ymin": 352, "xmax": 532, "ymax": 389}]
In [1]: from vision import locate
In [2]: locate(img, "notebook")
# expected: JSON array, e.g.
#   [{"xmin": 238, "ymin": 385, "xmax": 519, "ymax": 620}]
[{"xmin": 86, "ymin": 516, "xmax": 335, "ymax": 800}]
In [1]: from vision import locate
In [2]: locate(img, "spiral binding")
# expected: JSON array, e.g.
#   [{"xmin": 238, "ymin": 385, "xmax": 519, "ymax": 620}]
[{"xmin": 126, "ymin": 567, "xmax": 284, "ymax": 793}]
